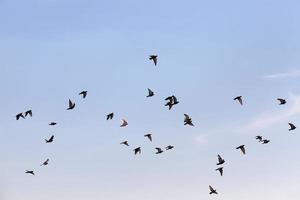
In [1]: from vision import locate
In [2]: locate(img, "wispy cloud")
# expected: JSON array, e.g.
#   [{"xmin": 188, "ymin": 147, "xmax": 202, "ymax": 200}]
[{"xmin": 261, "ymin": 70, "xmax": 300, "ymax": 79}]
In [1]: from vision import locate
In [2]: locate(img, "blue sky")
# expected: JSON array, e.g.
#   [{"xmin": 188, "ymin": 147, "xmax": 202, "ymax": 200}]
[{"xmin": 1, "ymin": 0, "xmax": 300, "ymax": 199}]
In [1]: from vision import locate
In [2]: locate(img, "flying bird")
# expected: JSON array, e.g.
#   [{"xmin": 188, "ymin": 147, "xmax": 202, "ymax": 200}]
[
  {"xmin": 277, "ymin": 98, "xmax": 286, "ymax": 105},
  {"xmin": 67, "ymin": 99, "xmax": 75, "ymax": 110},
  {"xmin": 120, "ymin": 119, "xmax": 128, "ymax": 127},
  {"xmin": 16, "ymin": 113, "xmax": 25, "ymax": 120},
  {"xmin": 289, "ymin": 123, "xmax": 296, "ymax": 131},
  {"xmin": 215, "ymin": 167, "xmax": 223, "ymax": 176},
  {"xmin": 40, "ymin": 159, "xmax": 49, "ymax": 166},
  {"xmin": 209, "ymin": 185, "xmax": 218, "ymax": 195},
  {"xmin": 120, "ymin": 141, "xmax": 129, "ymax": 146},
  {"xmin": 146, "ymin": 88, "xmax": 154, "ymax": 97},
  {"xmin": 164, "ymin": 95, "xmax": 179, "ymax": 110},
  {"xmin": 255, "ymin": 135, "xmax": 263, "ymax": 142},
  {"xmin": 107, "ymin": 113, "xmax": 114, "ymax": 120},
  {"xmin": 24, "ymin": 110, "xmax": 32, "ymax": 117},
  {"xmin": 45, "ymin": 135, "xmax": 54, "ymax": 143},
  {"xmin": 234, "ymin": 96, "xmax": 243, "ymax": 106},
  {"xmin": 25, "ymin": 170, "xmax": 35, "ymax": 175},
  {"xmin": 262, "ymin": 139, "xmax": 270, "ymax": 144},
  {"xmin": 236, "ymin": 145, "xmax": 246, "ymax": 155},
  {"xmin": 184, "ymin": 114, "xmax": 194, "ymax": 126},
  {"xmin": 217, "ymin": 154, "xmax": 225, "ymax": 165},
  {"xmin": 144, "ymin": 134, "xmax": 152, "ymax": 142},
  {"xmin": 149, "ymin": 55, "xmax": 157, "ymax": 66},
  {"xmin": 49, "ymin": 122, "xmax": 57, "ymax": 126},
  {"xmin": 155, "ymin": 148, "xmax": 163, "ymax": 154},
  {"xmin": 166, "ymin": 145, "xmax": 174, "ymax": 150},
  {"xmin": 79, "ymin": 91, "xmax": 88, "ymax": 99},
  {"xmin": 134, "ymin": 147, "xmax": 141, "ymax": 155}
]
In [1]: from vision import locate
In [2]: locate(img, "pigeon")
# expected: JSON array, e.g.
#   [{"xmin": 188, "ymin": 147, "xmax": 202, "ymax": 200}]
[
  {"xmin": 79, "ymin": 91, "xmax": 87, "ymax": 99},
  {"xmin": 45, "ymin": 135, "xmax": 54, "ymax": 143},
  {"xmin": 149, "ymin": 55, "xmax": 157, "ymax": 66},
  {"xmin": 255, "ymin": 135, "xmax": 263, "ymax": 142},
  {"xmin": 144, "ymin": 134, "xmax": 152, "ymax": 142},
  {"xmin": 16, "ymin": 113, "xmax": 25, "ymax": 120},
  {"xmin": 236, "ymin": 145, "xmax": 246, "ymax": 155},
  {"xmin": 217, "ymin": 154, "xmax": 225, "ymax": 165},
  {"xmin": 67, "ymin": 99, "xmax": 75, "ymax": 110},
  {"xmin": 164, "ymin": 95, "xmax": 179, "ymax": 110},
  {"xmin": 24, "ymin": 110, "xmax": 32, "ymax": 117},
  {"xmin": 184, "ymin": 114, "xmax": 194, "ymax": 126},
  {"xmin": 146, "ymin": 88, "xmax": 154, "ymax": 97},
  {"xmin": 166, "ymin": 145, "xmax": 174, "ymax": 150},
  {"xmin": 134, "ymin": 147, "xmax": 141, "ymax": 155},
  {"xmin": 234, "ymin": 96, "xmax": 243, "ymax": 106},
  {"xmin": 262, "ymin": 139, "xmax": 270, "ymax": 144},
  {"xmin": 155, "ymin": 148, "xmax": 163, "ymax": 154},
  {"xmin": 216, "ymin": 167, "xmax": 223, "ymax": 176},
  {"xmin": 25, "ymin": 170, "xmax": 35, "ymax": 175},
  {"xmin": 107, "ymin": 113, "xmax": 114, "ymax": 120},
  {"xmin": 289, "ymin": 123, "xmax": 296, "ymax": 131},
  {"xmin": 277, "ymin": 98, "xmax": 286, "ymax": 105},
  {"xmin": 209, "ymin": 185, "xmax": 218, "ymax": 195},
  {"xmin": 120, "ymin": 141, "xmax": 129, "ymax": 146},
  {"xmin": 120, "ymin": 119, "xmax": 128, "ymax": 127},
  {"xmin": 40, "ymin": 159, "xmax": 49, "ymax": 166},
  {"xmin": 49, "ymin": 122, "xmax": 57, "ymax": 126}
]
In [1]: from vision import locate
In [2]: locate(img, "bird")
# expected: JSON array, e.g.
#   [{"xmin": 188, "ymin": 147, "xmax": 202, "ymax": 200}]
[
  {"xmin": 262, "ymin": 139, "xmax": 270, "ymax": 144},
  {"xmin": 289, "ymin": 123, "xmax": 296, "ymax": 131},
  {"xmin": 40, "ymin": 159, "xmax": 49, "ymax": 166},
  {"xmin": 49, "ymin": 122, "xmax": 57, "ymax": 126},
  {"xmin": 165, "ymin": 101, "xmax": 174, "ymax": 110},
  {"xmin": 255, "ymin": 135, "xmax": 263, "ymax": 142},
  {"xmin": 134, "ymin": 147, "xmax": 141, "ymax": 155},
  {"xmin": 184, "ymin": 114, "xmax": 194, "ymax": 126},
  {"xmin": 209, "ymin": 185, "xmax": 218, "ymax": 195},
  {"xmin": 16, "ymin": 113, "xmax": 25, "ymax": 120},
  {"xmin": 146, "ymin": 88, "xmax": 154, "ymax": 97},
  {"xmin": 155, "ymin": 148, "xmax": 163, "ymax": 154},
  {"xmin": 120, "ymin": 141, "xmax": 129, "ymax": 146},
  {"xmin": 164, "ymin": 95, "xmax": 179, "ymax": 110},
  {"xmin": 120, "ymin": 119, "xmax": 128, "ymax": 127},
  {"xmin": 45, "ymin": 135, "xmax": 54, "ymax": 143},
  {"xmin": 79, "ymin": 91, "xmax": 88, "ymax": 99},
  {"xmin": 236, "ymin": 145, "xmax": 246, "ymax": 155},
  {"xmin": 217, "ymin": 154, "xmax": 225, "ymax": 165},
  {"xmin": 24, "ymin": 110, "xmax": 32, "ymax": 117},
  {"xmin": 67, "ymin": 99, "xmax": 75, "ymax": 110},
  {"xmin": 25, "ymin": 170, "xmax": 35, "ymax": 175},
  {"xmin": 144, "ymin": 134, "xmax": 152, "ymax": 142},
  {"xmin": 149, "ymin": 55, "xmax": 157, "ymax": 66},
  {"xmin": 166, "ymin": 145, "xmax": 174, "ymax": 150},
  {"xmin": 107, "ymin": 113, "xmax": 114, "ymax": 120},
  {"xmin": 277, "ymin": 98, "xmax": 286, "ymax": 105},
  {"xmin": 215, "ymin": 167, "xmax": 223, "ymax": 176},
  {"xmin": 234, "ymin": 96, "xmax": 243, "ymax": 106}
]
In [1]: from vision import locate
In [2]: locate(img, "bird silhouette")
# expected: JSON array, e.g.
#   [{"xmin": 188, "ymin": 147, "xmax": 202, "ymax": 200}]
[
  {"xmin": 149, "ymin": 55, "xmax": 157, "ymax": 66},
  {"xmin": 79, "ymin": 91, "xmax": 88, "ymax": 98},
  {"xmin": 277, "ymin": 98, "xmax": 286, "ymax": 105},
  {"xmin": 289, "ymin": 123, "xmax": 296, "ymax": 131},
  {"xmin": 144, "ymin": 134, "xmax": 152, "ymax": 142},
  {"xmin": 236, "ymin": 145, "xmax": 246, "ymax": 155},
  {"xmin": 166, "ymin": 145, "xmax": 174, "ymax": 150},
  {"xmin": 155, "ymin": 147, "xmax": 163, "ymax": 154},
  {"xmin": 120, "ymin": 141, "xmax": 129, "ymax": 146},
  {"xmin": 49, "ymin": 122, "xmax": 57, "ymax": 126},
  {"xmin": 67, "ymin": 99, "xmax": 75, "ymax": 110},
  {"xmin": 164, "ymin": 95, "xmax": 179, "ymax": 110},
  {"xmin": 25, "ymin": 170, "xmax": 35, "ymax": 175},
  {"xmin": 262, "ymin": 139, "xmax": 270, "ymax": 144},
  {"xmin": 24, "ymin": 110, "xmax": 32, "ymax": 117},
  {"xmin": 255, "ymin": 135, "xmax": 263, "ymax": 142},
  {"xmin": 134, "ymin": 147, "xmax": 141, "ymax": 155},
  {"xmin": 215, "ymin": 167, "xmax": 223, "ymax": 176},
  {"xmin": 217, "ymin": 154, "xmax": 225, "ymax": 165},
  {"xmin": 209, "ymin": 185, "xmax": 218, "ymax": 195},
  {"xmin": 16, "ymin": 113, "xmax": 25, "ymax": 120},
  {"xmin": 45, "ymin": 135, "xmax": 54, "ymax": 143},
  {"xmin": 234, "ymin": 96, "xmax": 243, "ymax": 106},
  {"xmin": 184, "ymin": 114, "xmax": 194, "ymax": 126},
  {"xmin": 120, "ymin": 119, "xmax": 128, "ymax": 127},
  {"xmin": 146, "ymin": 88, "xmax": 154, "ymax": 97},
  {"xmin": 107, "ymin": 113, "xmax": 114, "ymax": 120},
  {"xmin": 40, "ymin": 158, "xmax": 49, "ymax": 166}
]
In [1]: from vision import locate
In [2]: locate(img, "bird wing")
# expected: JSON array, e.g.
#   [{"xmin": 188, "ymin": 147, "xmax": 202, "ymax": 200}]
[
  {"xmin": 209, "ymin": 185, "xmax": 214, "ymax": 191},
  {"xmin": 153, "ymin": 57, "xmax": 157, "ymax": 66},
  {"xmin": 241, "ymin": 146, "xmax": 246, "ymax": 154},
  {"xmin": 217, "ymin": 155, "xmax": 223, "ymax": 162},
  {"xmin": 50, "ymin": 135, "xmax": 54, "ymax": 140},
  {"xmin": 68, "ymin": 99, "xmax": 73, "ymax": 107},
  {"xmin": 184, "ymin": 114, "xmax": 189, "ymax": 119}
]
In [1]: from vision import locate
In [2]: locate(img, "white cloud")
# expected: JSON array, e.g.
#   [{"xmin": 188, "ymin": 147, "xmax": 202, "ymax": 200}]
[{"xmin": 261, "ymin": 70, "xmax": 300, "ymax": 79}]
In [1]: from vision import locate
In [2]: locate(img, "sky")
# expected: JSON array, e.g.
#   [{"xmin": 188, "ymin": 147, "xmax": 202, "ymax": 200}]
[{"xmin": 1, "ymin": 0, "xmax": 300, "ymax": 199}]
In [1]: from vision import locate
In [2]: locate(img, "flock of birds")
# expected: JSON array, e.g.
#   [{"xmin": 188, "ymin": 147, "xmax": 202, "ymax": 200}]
[{"xmin": 17, "ymin": 55, "xmax": 296, "ymax": 195}]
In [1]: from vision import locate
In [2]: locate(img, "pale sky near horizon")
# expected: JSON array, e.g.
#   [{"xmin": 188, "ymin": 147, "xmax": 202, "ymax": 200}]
[{"xmin": 1, "ymin": 0, "xmax": 300, "ymax": 199}]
